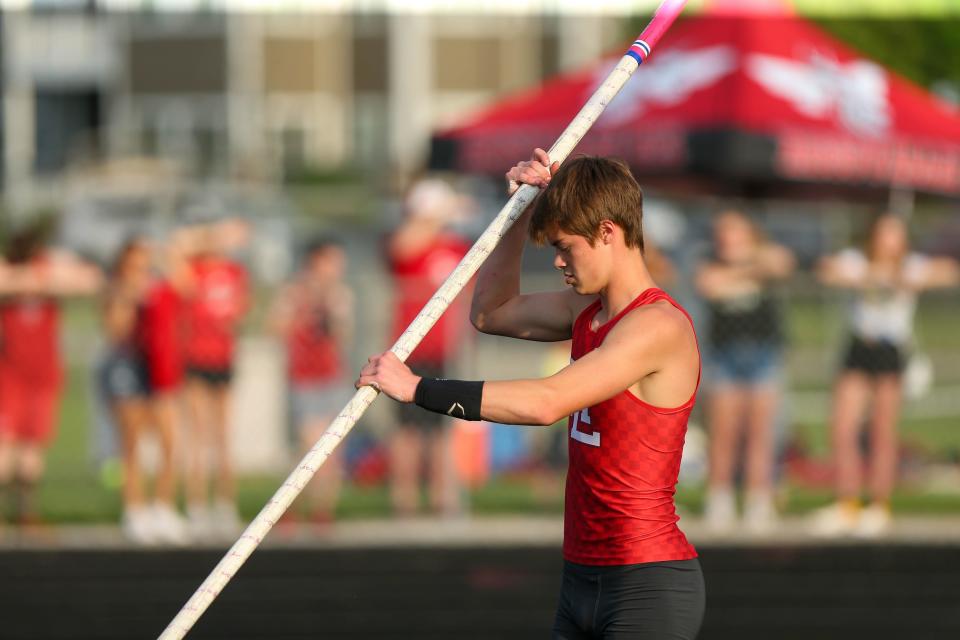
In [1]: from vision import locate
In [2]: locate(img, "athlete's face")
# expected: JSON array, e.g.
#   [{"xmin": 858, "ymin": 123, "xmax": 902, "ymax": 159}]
[{"xmin": 548, "ymin": 226, "xmax": 608, "ymax": 295}]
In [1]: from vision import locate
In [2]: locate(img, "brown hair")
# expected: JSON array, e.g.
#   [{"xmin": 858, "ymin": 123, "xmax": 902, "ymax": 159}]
[{"xmin": 529, "ymin": 155, "xmax": 644, "ymax": 252}]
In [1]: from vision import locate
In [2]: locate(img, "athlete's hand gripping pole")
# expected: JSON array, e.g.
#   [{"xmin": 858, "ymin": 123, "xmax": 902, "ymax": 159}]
[{"xmin": 158, "ymin": 2, "xmax": 687, "ymax": 637}]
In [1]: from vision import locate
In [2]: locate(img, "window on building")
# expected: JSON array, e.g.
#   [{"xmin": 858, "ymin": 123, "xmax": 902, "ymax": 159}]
[{"xmin": 34, "ymin": 88, "xmax": 102, "ymax": 174}]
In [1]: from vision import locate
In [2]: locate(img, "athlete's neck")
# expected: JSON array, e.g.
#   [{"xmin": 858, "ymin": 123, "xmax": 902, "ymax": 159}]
[{"xmin": 596, "ymin": 251, "xmax": 657, "ymax": 324}]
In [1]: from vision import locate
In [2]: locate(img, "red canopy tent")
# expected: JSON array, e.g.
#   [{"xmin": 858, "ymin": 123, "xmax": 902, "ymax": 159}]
[{"xmin": 430, "ymin": 11, "xmax": 960, "ymax": 196}]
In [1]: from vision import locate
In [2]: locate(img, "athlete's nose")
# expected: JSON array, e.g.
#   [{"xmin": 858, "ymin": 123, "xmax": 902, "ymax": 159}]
[{"xmin": 553, "ymin": 252, "xmax": 566, "ymax": 270}]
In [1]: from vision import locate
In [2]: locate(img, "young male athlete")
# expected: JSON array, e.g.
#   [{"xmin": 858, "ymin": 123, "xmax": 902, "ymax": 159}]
[{"xmin": 358, "ymin": 148, "xmax": 705, "ymax": 639}]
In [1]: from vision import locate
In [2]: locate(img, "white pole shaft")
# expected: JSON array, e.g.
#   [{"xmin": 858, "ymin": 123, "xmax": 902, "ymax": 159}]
[{"xmin": 158, "ymin": 2, "xmax": 687, "ymax": 637}]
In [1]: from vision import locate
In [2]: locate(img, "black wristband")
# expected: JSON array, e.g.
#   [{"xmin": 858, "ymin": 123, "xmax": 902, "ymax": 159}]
[{"xmin": 414, "ymin": 378, "xmax": 484, "ymax": 421}]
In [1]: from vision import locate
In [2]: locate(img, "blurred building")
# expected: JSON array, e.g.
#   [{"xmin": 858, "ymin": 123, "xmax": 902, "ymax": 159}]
[{"xmin": 0, "ymin": 2, "xmax": 631, "ymax": 204}]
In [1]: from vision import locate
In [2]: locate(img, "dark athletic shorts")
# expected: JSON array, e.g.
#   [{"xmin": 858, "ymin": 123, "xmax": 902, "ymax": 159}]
[
  {"xmin": 99, "ymin": 348, "xmax": 151, "ymax": 402},
  {"xmin": 395, "ymin": 362, "xmax": 447, "ymax": 431},
  {"xmin": 552, "ymin": 558, "xmax": 705, "ymax": 640},
  {"xmin": 186, "ymin": 365, "xmax": 234, "ymax": 387},
  {"xmin": 841, "ymin": 336, "xmax": 905, "ymax": 376}
]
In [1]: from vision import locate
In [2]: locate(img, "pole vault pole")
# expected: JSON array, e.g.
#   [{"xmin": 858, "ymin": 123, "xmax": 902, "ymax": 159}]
[{"xmin": 158, "ymin": 1, "xmax": 688, "ymax": 637}]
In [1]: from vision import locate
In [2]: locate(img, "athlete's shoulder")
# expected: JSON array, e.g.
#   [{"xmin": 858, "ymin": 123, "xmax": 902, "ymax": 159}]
[{"xmin": 610, "ymin": 299, "xmax": 694, "ymax": 347}]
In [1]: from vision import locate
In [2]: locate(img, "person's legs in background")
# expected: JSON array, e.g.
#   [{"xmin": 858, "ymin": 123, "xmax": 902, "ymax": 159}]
[
  {"xmin": 284, "ymin": 384, "xmax": 347, "ymax": 530},
  {"xmin": 184, "ymin": 378, "xmax": 213, "ymax": 538},
  {"xmin": 150, "ymin": 391, "xmax": 189, "ymax": 544},
  {"xmin": 743, "ymin": 382, "xmax": 780, "ymax": 533},
  {"xmin": 427, "ymin": 426, "xmax": 461, "ymax": 517},
  {"xmin": 704, "ymin": 381, "xmax": 746, "ymax": 532},
  {"xmin": 211, "ymin": 382, "xmax": 240, "ymax": 535},
  {"xmin": 299, "ymin": 416, "xmax": 342, "ymax": 526},
  {"xmin": 0, "ymin": 434, "xmax": 14, "ymax": 525},
  {"xmin": 390, "ymin": 423, "xmax": 422, "ymax": 517},
  {"xmin": 113, "ymin": 396, "xmax": 155, "ymax": 543},
  {"xmin": 811, "ymin": 370, "xmax": 871, "ymax": 536},
  {"xmin": 858, "ymin": 373, "xmax": 903, "ymax": 537},
  {"xmin": 101, "ymin": 351, "xmax": 158, "ymax": 543},
  {"xmin": 6, "ymin": 382, "xmax": 60, "ymax": 526}
]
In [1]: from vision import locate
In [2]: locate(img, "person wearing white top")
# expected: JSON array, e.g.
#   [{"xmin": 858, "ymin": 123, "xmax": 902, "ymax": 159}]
[{"xmin": 812, "ymin": 214, "xmax": 959, "ymax": 538}]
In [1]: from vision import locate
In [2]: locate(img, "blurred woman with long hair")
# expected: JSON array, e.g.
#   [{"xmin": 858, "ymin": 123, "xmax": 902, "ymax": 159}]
[
  {"xmin": 696, "ymin": 210, "xmax": 795, "ymax": 533},
  {"xmin": 99, "ymin": 238, "xmax": 157, "ymax": 542},
  {"xmin": 813, "ymin": 213, "xmax": 959, "ymax": 537}
]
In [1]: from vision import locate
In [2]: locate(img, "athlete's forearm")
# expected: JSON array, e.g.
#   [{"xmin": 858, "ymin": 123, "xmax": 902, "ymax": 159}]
[
  {"xmin": 470, "ymin": 210, "xmax": 530, "ymax": 331},
  {"xmin": 415, "ymin": 375, "xmax": 562, "ymax": 426},
  {"xmin": 480, "ymin": 378, "xmax": 566, "ymax": 426}
]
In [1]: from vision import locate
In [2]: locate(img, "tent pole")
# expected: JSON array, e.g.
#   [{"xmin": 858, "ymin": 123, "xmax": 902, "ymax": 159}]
[{"xmin": 889, "ymin": 184, "xmax": 915, "ymax": 220}]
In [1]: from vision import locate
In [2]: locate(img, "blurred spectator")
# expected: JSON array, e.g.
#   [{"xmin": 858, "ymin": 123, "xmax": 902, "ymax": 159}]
[
  {"xmin": 812, "ymin": 213, "xmax": 960, "ymax": 537},
  {"xmin": 132, "ymin": 227, "xmax": 204, "ymax": 544},
  {"xmin": 182, "ymin": 219, "xmax": 251, "ymax": 540},
  {"xmin": 643, "ymin": 241, "xmax": 678, "ymax": 287},
  {"xmin": 0, "ymin": 221, "xmax": 102, "ymax": 526},
  {"xmin": 98, "ymin": 237, "xmax": 156, "ymax": 543},
  {"xmin": 696, "ymin": 210, "xmax": 795, "ymax": 533},
  {"xmin": 386, "ymin": 178, "xmax": 473, "ymax": 517},
  {"xmin": 268, "ymin": 237, "xmax": 354, "ymax": 526}
]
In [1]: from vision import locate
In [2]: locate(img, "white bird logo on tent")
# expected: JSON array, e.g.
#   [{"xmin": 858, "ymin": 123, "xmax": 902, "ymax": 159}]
[
  {"xmin": 596, "ymin": 45, "xmax": 739, "ymax": 127},
  {"xmin": 746, "ymin": 52, "xmax": 891, "ymax": 137}
]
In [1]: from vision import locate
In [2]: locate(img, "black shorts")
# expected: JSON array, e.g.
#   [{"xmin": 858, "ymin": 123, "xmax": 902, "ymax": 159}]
[
  {"xmin": 99, "ymin": 349, "xmax": 151, "ymax": 402},
  {"xmin": 186, "ymin": 365, "xmax": 234, "ymax": 387},
  {"xmin": 395, "ymin": 362, "xmax": 447, "ymax": 431},
  {"xmin": 842, "ymin": 336, "xmax": 905, "ymax": 376},
  {"xmin": 552, "ymin": 558, "xmax": 705, "ymax": 640}
]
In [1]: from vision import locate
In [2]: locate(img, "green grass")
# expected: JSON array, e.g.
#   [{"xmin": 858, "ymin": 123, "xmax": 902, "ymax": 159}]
[
  {"xmin": 27, "ymin": 291, "xmax": 960, "ymax": 524},
  {"xmin": 32, "ymin": 360, "xmax": 960, "ymax": 524}
]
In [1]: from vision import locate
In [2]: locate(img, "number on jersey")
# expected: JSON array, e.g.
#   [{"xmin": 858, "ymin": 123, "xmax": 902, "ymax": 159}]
[{"xmin": 570, "ymin": 408, "xmax": 600, "ymax": 447}]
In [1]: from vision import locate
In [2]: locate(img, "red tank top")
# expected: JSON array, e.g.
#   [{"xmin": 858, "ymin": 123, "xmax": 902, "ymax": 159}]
[
  {"xmin": 563, "ymin": 288, "xmax": 699, "ymax": 566},
  {"xmin": 389, "ymin": 234, "xmax": 470, "ymax": 365},
  {"xmin": 183, "ymin": 258, "xmax": 247, "ymax": 368},
  {"xmin": 286, "ymin": 289, "xmax": 343, "ymax": 384},
  {"xmin": 137, "ymin": 279, "xmax": 184, "ymax": 390},
  {"xmin": 0, "ymin": 298, "xmax": 61, "ymax": 387}
]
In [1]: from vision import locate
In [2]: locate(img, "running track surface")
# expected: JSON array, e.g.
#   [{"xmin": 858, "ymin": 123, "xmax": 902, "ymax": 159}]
[{"xmin": 2, "ymin": 517, "xmax": 959, "ymax": 639}]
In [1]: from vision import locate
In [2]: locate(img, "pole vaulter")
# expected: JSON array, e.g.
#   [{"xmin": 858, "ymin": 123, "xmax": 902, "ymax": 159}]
[{"xmin": 158, "ymin": 1, "xmax": 689, "ymax": 636}]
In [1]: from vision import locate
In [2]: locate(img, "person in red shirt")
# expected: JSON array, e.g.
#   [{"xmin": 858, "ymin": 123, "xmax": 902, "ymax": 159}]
[
  {"xmin": 181, "ymin": 220, "xmax": 250, "ymax": 538},
  {"xmin": 359, "ymin": 151, "xmax": 705, "ymax": 638},
  {"xmin": 386, "ymin": 178, "xmax": 472, "ymax": 516},
  {"xmin": 268, "ymin": 237, "xmax": 353, "ymax": 526},
  {"xmin": 134, "ymin": 225, "xmax": 210, "ymax": 544},
  {"xmin": 99, "ymin": 237, "xmax": 157, "ymax": 543},
  {"xmin": 0, "ymin": 224, "xmax": 101, "ymax": 526}
]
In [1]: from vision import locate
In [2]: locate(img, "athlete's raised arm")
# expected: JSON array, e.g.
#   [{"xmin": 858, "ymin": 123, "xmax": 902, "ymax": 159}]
[
  {"xmin": 359, "ymin": 300, "xmax": 698, "ymax": 426},
  {"xmin": 470, "ymin": 148, "xmax": 593, "ymax": 342}
]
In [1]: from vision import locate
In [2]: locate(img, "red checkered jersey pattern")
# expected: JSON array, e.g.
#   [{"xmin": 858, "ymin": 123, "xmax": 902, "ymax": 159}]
[
  {"xmin": 563, "ymin": 288, "xmax": 699, "ymax": 566},
  {"xmin": 389, "ymin": 234, "xmax": 470, "ymax": 365},
  {"xmin": 183, "ymin": 258, "xmax": 248, "ymax": 368}
]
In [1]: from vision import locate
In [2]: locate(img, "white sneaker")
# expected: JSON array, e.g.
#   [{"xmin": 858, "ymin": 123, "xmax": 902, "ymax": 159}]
[
  {"xmin": 212, "ymin": 500, "xmax": 242, "ymax": 539},
  {"xmin": 151, "ymin": 502, "xmax": 191, "ymax": 546},
  {"xmin": 743, "ymin": 492, "xmax": 777, "ymax": 535},
  {"xmin": 704, "ymin": 488, "xmax": 737, "ymax": 533},
  {"xmin": 187, "ymin": 504, "xmax": 214, "ymax": 542},
  {"xmin": 853, "ymin": 503, "xmax": 892, "ymax": 539},
  {"xmin": 122, "ymin": 506, "xmax": 159, "ymax": 546},
  {"xmin": 809, "ymin": 502, "xmax": 860, "ymax": 538}
]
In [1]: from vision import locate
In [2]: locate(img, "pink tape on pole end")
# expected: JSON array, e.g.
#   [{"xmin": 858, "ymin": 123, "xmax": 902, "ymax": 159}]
[{"xmin": 627, "ymin": 0, "xmax": 688, "ymax": 63}]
